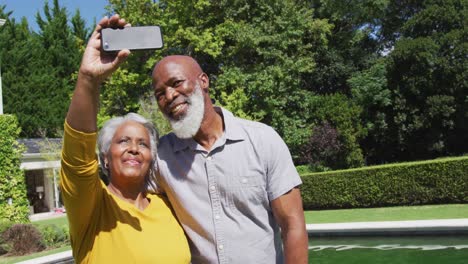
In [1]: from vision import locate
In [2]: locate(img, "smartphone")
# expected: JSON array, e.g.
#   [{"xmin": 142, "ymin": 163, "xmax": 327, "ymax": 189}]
[{"xmin": 101, "ymin": 26, "xmax": 164, "ymax": 52}]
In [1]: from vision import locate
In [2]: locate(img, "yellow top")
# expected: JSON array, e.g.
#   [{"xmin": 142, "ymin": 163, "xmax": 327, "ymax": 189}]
[{"xmin": 60, "ymin": 121, "xmax": 190, "ymax": 264}]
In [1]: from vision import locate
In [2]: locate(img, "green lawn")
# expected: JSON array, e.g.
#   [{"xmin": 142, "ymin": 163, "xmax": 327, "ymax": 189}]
[
  {"xmin": 0, "ymin": 245, "xmax": 70, "ymax": 264},
  {"xmin": 31, "ymin": 204, "xmax": 468, "ymax": 227},
  {"xmin": 32, "ymin": 216, "xmax": 68, "ymax": 227},
  {"xmin": 305, "ymin": 204, "xmax": 468, "ymax": 224}
]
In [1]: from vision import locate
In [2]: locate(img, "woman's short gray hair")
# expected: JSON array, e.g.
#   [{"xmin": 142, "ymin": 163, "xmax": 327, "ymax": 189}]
[{"xmin": 97, "ymin": 113, "xmax": 159, "ymax": 191}]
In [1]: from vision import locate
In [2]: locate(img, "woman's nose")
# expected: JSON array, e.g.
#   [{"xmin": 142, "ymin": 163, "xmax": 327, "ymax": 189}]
[{"xmin": 128, "ymin": 142, "xmax": 139, "ymax": 153}]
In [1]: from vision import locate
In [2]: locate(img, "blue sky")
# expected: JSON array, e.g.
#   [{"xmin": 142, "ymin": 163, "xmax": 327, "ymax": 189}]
[{"xmin": 0, "ymin": 0, "xmax": 109, "ymax": 32}]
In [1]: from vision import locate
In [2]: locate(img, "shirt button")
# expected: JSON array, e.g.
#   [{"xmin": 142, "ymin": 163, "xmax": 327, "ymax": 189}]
[
  {"xmin": 218, "ymin": 244, "xmax": 224, "ymax": 250},
  {"xmin": 241, "ymin": 178, "xmax": 248, "ymax": 184},
  {"xmin": 215, "ymin": 214, "xmax": 220, "ymax": 220},
  {"xmin": 207, "ymin": 156, "xmax": 213, "ymax": 161},
  {"xmin": 210, "ymin": 185, "xmax": 216, "ymax": 191}
]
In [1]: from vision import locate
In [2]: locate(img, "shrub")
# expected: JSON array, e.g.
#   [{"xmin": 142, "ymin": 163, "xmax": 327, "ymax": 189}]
[
  {"xmin": 37, "ymin": 224, "xmax": 70, "ymax": 248},
  {"xmin": 0, "ymin": 220, "xmax": 14, "ymax": 255},
  {"xmin": 301, "ymin": 121, "xmax": 342, "ymax": 170},
  {"xmin": 296, "ymin": 165, "xmax": 312, "ymax": 175},
  {"xmin": 0, "ymin": 115, "xmax": 30, "ymax": 222},
  {"xmin": 2, "ymin": 224, "xmax": 45, "ymax": 256},
  {"xmin": 0, "ymin": 220, "xmax": 13, "ymax": 235},
  {"xmin": 301, "ymin": 156, "xmax": 468, "ymax": 210}
]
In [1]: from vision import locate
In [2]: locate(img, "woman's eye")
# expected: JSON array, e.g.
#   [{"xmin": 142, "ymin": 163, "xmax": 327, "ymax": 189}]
[
  {"xmin": 139, "ymin": 142, "xmax": 149, "ymax": 148},
  {"xmin": 119, "ymin": 138, "xmax": 129, "ymax": 144}
]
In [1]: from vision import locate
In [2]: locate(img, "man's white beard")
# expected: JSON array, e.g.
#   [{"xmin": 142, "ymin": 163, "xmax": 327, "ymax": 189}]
[{"xmin": 168, "ymin": 84, "xmax": 205, "ymax": 139}]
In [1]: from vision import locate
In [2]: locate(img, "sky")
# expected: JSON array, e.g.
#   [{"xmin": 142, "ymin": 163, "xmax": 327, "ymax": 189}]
[{"xmin": 0, "ymin": 0, "xmax": 109, "ymax": 32}]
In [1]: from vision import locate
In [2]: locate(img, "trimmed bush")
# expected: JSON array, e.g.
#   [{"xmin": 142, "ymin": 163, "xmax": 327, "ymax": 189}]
[
  {"xmin": 37, "ymin": 224, "xmax": 70, "ymax": 248},
  {"xmin": 300, "ymin": 156, "xmax": 468, "ymax": 210},
  {"xmin": 1, "ymin": 224, "xmax": 45, "ymax": 256},
  {"xmin": 0, "ymin": 115, "xmax": 30, "ymax": 223}
]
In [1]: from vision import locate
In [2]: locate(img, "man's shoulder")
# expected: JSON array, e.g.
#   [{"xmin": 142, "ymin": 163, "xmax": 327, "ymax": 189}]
[
  {"xmin": 159, "ymin": 132, "xmax": 177, "ymax": 142},
  {"xmin": 157, "ymin": 132, "xmax": 178, "ymax": 153},
  {"xmin": 232, "ymin": 116, "xmax": 278, "ymax": 139}
]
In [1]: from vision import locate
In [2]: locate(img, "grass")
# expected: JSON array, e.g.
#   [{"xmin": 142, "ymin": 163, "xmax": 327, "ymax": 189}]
[
  {"xmin": 32, "ymin": 216, "xmax": 68, "ymax": 227},
  {"xmin": 305, "ymin": 204, "xmax": 468, "ymax": 224},
  {"xmin": 28, "ymin": 205, "xmax": 468, "ymax": 226},
  {"xmin": 0, "ymin": 245, "xmax": 71, "ymax": 264}
]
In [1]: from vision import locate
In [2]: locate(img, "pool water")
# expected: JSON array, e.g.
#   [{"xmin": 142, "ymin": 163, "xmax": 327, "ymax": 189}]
[{"xmin": 308, "ymin": 236, "xmax": 468, "ymax": 264}]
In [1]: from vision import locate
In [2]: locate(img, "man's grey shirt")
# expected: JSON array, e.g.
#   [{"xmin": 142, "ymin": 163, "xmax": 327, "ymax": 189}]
[{"xmin": 156, "ymin": 107, "xmax": 302, "ymax": 264}]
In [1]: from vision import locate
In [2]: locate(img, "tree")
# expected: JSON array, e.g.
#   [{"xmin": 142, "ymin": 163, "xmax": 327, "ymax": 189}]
[
  {"xmin": 210, "ymin": 0, "xmax": 334, "ymax": 159},
  {"xmin": 105, "ymin": 0, "xmax": 367, "ymax": 166},
  {"xmin": 349, "ymin": 59, "xmax": 392, "ymax": 163},
  {"xmin": 302, "ymin": 93, "xmax": 365, "ymax": 168},
  {"xmin": 1, "ymin": 1, "xmax": 88, "ymax": 138},
  {"xmin": 302, "ymin": 0, "xmax": 389, "ymax": 94},
  {"xmin": 98, "ymin": 0, "xmax": 468, "ymax": 166},
  {"xmin": 384, "ymin": 0, "xmax": 467, "ymax": 160},
  {"xmin": 0, "ymin": 8, "xmax": 49, "ymax": 137}
]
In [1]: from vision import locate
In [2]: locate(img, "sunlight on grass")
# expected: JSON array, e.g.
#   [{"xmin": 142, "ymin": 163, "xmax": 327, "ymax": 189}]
[
  {"xmin": 304, "ymin": 204, "xmax": 468, "ymax": 224},
  {"xmin": 0, "ymin": 246, "xmax": 70, "ymax": 264},
  {"xmin": 32, "ymin": 216, "xmax": 68, "ymax": 227}
]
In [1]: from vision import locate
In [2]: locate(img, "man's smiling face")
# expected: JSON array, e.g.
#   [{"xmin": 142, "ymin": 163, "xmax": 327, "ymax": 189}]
[{"xmin": 152, "ymin": 57, "xmax": 206, "ymax": 138}]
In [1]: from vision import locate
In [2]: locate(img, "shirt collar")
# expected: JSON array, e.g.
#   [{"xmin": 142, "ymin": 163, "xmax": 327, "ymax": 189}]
[
  {"xmin": 219, "ymin": 107, "xmax": 245, "ymax": 142},
  {"xmin": 171, "ymin": 106, "xmax": 245, "ymax": 153}
]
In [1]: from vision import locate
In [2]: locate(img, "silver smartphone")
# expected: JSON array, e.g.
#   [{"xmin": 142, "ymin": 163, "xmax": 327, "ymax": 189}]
[{"xmin": 101, "ymin": 26, "xmax": 164, "ymax": 52}]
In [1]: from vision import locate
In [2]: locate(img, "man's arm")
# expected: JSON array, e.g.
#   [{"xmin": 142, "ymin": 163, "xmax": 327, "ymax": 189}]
[{"xmin": 271, "ymin": 187, "xmax": 308, "ymax": 264}]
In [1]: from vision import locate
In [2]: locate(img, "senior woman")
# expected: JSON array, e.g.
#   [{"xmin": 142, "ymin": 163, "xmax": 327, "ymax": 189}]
[{"xmin": 60, "ymin": 15, "xmax": 190, "ymax": 263}]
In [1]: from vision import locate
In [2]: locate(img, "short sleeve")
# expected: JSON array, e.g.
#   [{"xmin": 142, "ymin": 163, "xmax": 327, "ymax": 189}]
[{"xmin": 262, "ymin": 127, "xmax": 302, "ymax": 201}]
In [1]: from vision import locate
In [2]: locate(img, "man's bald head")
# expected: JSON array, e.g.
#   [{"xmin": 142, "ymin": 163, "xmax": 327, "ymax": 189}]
[{"xmin": 152, "ymin": 55, "xmax": 203, "ymax": 82}]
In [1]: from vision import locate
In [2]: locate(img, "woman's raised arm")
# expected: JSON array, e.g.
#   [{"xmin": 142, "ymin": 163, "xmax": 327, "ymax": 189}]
[{"xmin": 66, "ymin": 14, "xmax": 130, "ymax": 132}]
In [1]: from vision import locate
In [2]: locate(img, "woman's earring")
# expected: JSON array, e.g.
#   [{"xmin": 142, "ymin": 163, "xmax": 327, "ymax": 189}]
[{"xmin": 104, "ymin": 163, "xmax": 109, "ymax": 169}]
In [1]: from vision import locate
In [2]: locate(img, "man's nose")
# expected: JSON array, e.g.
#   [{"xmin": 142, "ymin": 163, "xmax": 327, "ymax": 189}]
[{"xmin": 165, "ymin": 87, "xmax": 177, "ymax": 101}]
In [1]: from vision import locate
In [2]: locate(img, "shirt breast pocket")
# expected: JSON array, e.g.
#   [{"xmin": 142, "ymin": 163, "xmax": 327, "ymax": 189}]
[{"xmin": 224, "ymin": 174, "xmax": 268, "ymax": 215}]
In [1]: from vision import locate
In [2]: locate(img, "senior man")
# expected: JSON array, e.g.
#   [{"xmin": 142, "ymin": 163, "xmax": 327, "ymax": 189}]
[{"xmin": 152, "ymin": 55, "xmax": 308, "ymax": 264}]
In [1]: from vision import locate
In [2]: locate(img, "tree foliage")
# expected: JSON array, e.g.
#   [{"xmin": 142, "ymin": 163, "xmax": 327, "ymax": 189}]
[
  {"xmin": 0, "ymin": 0, "xmax": 466, "ymax": 168},
  {"xmin": 1, "ymin": 0, "xmax": 85, "ymax": 137},
  {"xmin": 383, "ymin": 0, "xmax": 467, "ymax": 161},
  {"xmin": 0, "ymin": 115, "xmax": 29, "ymax": 223}
]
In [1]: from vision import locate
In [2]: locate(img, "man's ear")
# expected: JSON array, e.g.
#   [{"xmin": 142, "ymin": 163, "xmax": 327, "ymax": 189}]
[{"xmin": 199, "ymin": 73, "xmax": 209, "ymax": 92}]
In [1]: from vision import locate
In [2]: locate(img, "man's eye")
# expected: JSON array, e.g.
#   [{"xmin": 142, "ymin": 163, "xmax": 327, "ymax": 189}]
[
  {"xmin": 155, "ymin": 91, "xmax": 165, "ymax": 100},
  {"xmin": 173, "ymin": 80, "xmax": 183, "ymax": 87}
]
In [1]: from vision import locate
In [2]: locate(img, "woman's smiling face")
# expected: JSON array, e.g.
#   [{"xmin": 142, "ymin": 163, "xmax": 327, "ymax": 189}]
[{"xmin": 105, "ymin": 120, "xmax": 152, "ymax": 184}]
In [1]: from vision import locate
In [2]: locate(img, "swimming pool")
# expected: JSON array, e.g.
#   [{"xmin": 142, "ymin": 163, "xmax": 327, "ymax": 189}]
[{"xmin": 308, "ymin": 235, "xmax": 468, "ymax": 264}]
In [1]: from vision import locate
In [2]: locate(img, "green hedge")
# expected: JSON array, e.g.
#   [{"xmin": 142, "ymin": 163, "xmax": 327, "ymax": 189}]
[
  {"xmin": 0, "ymin": 115, "xmax": 29, "ymax": 222},
  {"xmin": 300, "ymin": 156, "xmax": 468, "ymax": 210}
]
